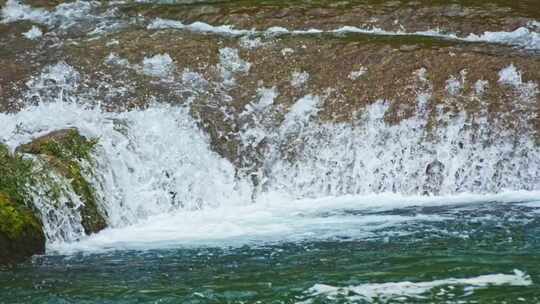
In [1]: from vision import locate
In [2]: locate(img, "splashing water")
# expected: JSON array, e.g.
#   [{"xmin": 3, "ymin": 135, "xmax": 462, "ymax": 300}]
[
  {"xmin": 0, "ymin": 59, "xmax": 537, "ymax": 251},
  {"xmin": 1, "ymin": 2, "xmax": 540, "ymax": 303},
  {"xmin": 0, "ymin": 101, "xmax": 253, "ymax": 248}
]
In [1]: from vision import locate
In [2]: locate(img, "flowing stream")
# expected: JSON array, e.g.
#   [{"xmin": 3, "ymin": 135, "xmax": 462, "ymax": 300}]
[{"xmin": 1, "ymin": 0, "xmax": 540, "ymax": 303}]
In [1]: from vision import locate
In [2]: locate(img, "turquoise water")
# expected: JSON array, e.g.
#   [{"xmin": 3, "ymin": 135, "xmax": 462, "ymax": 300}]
[{"xmin": 2, "ymin": 200, "xmax": 540, "ymax": 303}]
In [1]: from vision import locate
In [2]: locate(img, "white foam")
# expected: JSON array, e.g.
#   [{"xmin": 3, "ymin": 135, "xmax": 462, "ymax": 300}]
[
  {"xmin": 1, "ymin": 0, "xmax": 95, "ymax": 28},
  {"xmin": 141, "ymin": 53, "xmax": 175, "ymax": 78},
  {"xmin": 1, "ymin": 100, "xmax": 252, "ymax": 248},
  {"xmin": 243, "ymin": 87, "xmax": 278, "ymax": 115},
  {"xmin": 290, "ymin": 71, "xmax": 310, "ymax": 88},
  {"xmin": 51, "ymin": 1, "xmax": 94, "ymax": 29},
  {"xmin": 306, "ymin": 270, "xmax": 532, "ymax": 302},
  {"xmin": 239, "ymin": 87, "xmax": 280, "ymax": 150},
  {"xmin": 148, "ymin": 18, "xmax": 540, "ymax": 50},
  {"xmin": 281, "ymin": 48, "xmax": 295, "ymax": 56},
  {"xmin": 336, "ymin": 26, "xmax": 540, "ymax": 50},
  {"xmin": 267, "ymin": 87, "xmax": 539, "ymax": 197},
  {"xmin": 1, "ymin": 0, "xmax": 49, "ymax": 24},
  {"xmin": 28, "ymin": 160, "xmax": 88, "ymax": 244},
  {"xmin": 106, "ymin": 53, "xmax": 177, "ymax": 80},
  {"xmin": 499, "ymin": 64, "xmax": 523, "ymax": 86},
  {"xmin": 281, "ymin": 94, "xmax": 320, "ymax": 134},
  {"xmin": 190, "ymin": 21, "xmax": 252, "ymax": 36},
  {"xmin": 445, "ymin": 75, "xmax": 462, "ymax": 95},
  {"xmin": 498, "ymin": 64, "xmax": 538, "ymax": 101},
  {"xmin": 445, "ymin": 70, "xmax": 466, "ymax": 95},
  {"xmin": 3, "ymin": 3, "xmax": 540, "ymax": 49},
  {"xmin": 47, "ymin": 191, "xmax": 540, "ymax": 253},
  {"xmin": 24, "ymin": 61, "xmax": 81, "ymax": 103},
  {"xmin": 22, "ymin": 25, "xmax": 43, "ymax": 39},
  {"xmin": 239, "ymin": 35, "xmax": 265, "ymax": 49},
  {"xmin": 148, "ymin": 18, "xmax": 253, "ymax": 36},
  {"xmin": 147, "ymin": 18, "xmax": 184, "ymax": 30},
  {"xmin": 474, "ymin": 79, "xmax": 489, "ymax": 95},
  {"xmin": 466, "ymin": 27, "xmax": 540, "ymax": 50},
  {"xmin": 218, "ymin": 47, "xmax": 251, "ymax": 86},
  {"xmin": 414, "ymin": 67, "xmax": 429, "ymax": 82},
  {"xmin": 1, "ymin": 0, "xmax": 122, "ymax": 35},
  {"xmin": 266, "ymin": 26, "xmax": 289, "ymax": 35},
  {"xmin": 348, "ymin": 67, "xmax": 367, "ymax": 80},
  {"xmin": 105, "ymin": 52, "xmax": 131, "ymax": 67},
  {"xmin": 4, "ymin": 60, "xmax": 540, "ymax": 254},
  {"xmin": 292, "ymin": 28, "xmax": 324, "ymax": 35}
]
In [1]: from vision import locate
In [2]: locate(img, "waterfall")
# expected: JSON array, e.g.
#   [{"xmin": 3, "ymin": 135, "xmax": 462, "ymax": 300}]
[
  {"xmin": 0, "ymin": 58, "xmax": 539, "ymax": 250},
  {"xmin": 0, "ymin": 101, "xmax": 253, "ymax": 248}
]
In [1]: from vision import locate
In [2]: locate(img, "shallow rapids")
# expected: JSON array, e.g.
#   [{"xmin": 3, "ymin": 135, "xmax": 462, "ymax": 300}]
[{"xmin": 1, "ymin": 0, "xmax": 540, "ymax": 303}]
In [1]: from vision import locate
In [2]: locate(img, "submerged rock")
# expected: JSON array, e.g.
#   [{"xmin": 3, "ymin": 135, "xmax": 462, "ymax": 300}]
[
  {"xmin": 17, "ymin": 128, "xmax": 107, "ymax": 235},
  {"xmin": 0, "ymin": 144, "xmax": 45, "ymax": 265}
]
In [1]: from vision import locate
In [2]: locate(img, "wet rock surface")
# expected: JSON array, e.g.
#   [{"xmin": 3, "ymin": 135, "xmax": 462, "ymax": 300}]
[
  {"xmin": 122, "ymin": 0, "xmax": 540, "ymax": 34},
  {"xmin": 0, "ymin": 21, "xmax": 46, "ymax": 112},
  {"xmin": 54, "ymin": 29, "xmax": 540, "ymax": 167},
  {"xmin": 1, "ymin": 0, "xmax": 539, "ymax": 178},
  {"xmin": 0, "ymin": 0, "xmax": 538, "ymax": 166}
]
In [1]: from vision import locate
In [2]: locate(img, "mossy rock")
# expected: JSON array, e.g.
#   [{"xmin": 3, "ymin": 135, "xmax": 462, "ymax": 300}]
[
  {"xmin": 16, "ymin": 129, "xmax": 97, "ymax": 160},
  {"xmin": 0, "ymin": 193, "xmax": 45, "ymax": 265},
  {"xmin": 0, "ymin": 146, "xmax": 45, "ymax": 265},
  {"xmin": 17, "ymin": 128, "xmax": 107, "ymax": 235}
]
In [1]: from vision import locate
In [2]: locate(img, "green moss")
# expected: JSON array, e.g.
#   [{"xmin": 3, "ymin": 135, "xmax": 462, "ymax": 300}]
[
  {"xmin": 0, "ymin": 145, "xmax": 33, "ymax": 209},
  {"xmin": 0, "ymin": 192, "xmax": 45, "ymax": 265},
  {"xmin": 17, "ymin": 129, "xmax": 106, "ymax": 234},
  {"xmin": 19, "ymin": 129, "xmax": 98, "ymax": 163},
  {"xmin": 0, "ymin": 131, "xmax": 106, "ymax": 264},
  {"xmin": 0, "ymin": 144, "xmax": 45, "ymax": 265},
  {"xmin": 0, "ymin": 193, "xmax": 41, "ymax": 240}
]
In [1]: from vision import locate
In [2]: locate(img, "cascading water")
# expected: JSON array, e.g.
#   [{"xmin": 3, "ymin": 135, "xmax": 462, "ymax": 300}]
[
  {"xmin": 1, "ymin": 1, "xmax": 540, "ymax": 302},
  {"xmin": 264, "ymin": 71, "xmax": 539, "ymax": 197},
  {"xmin": 1, "ymin": 100, "xmax": 253, "ymax": 249},
  {"xmin": 1, "ymin": 58, "xmax": 538, "ymax": 252}
]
